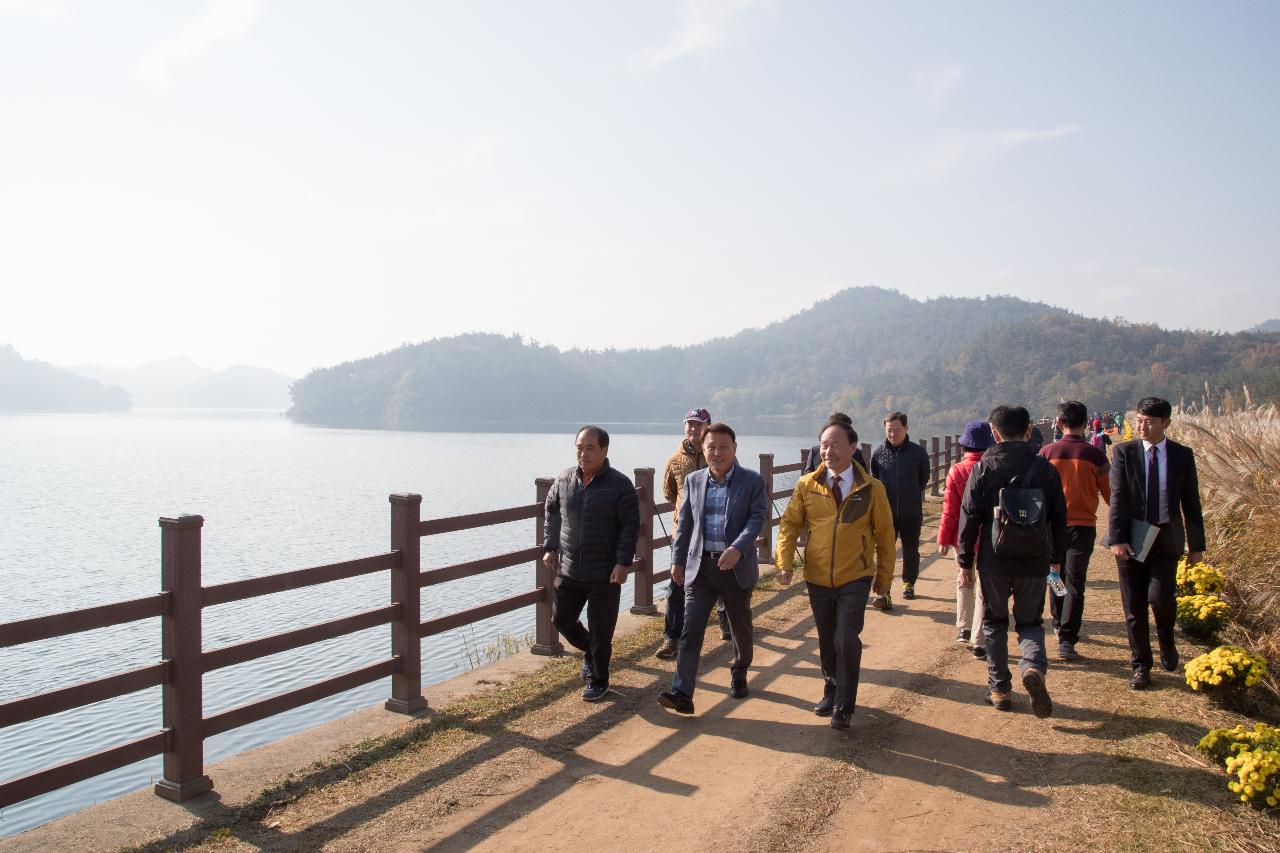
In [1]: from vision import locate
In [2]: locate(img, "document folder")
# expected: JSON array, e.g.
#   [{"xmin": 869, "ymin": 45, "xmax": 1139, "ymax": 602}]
[{"xmin": 1129, "ymin": 519, "xmax": 1161, "ymax": 563}]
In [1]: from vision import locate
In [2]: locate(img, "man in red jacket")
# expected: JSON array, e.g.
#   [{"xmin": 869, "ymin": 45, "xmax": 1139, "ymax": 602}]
[{"xmin": 1039, "ymin": 400, "xmax": 1111, "ymax": 661}]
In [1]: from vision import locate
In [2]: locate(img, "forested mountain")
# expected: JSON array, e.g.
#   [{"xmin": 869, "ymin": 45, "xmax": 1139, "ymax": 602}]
[
  {"xmin": 286, "ymin": 287, "xmax": 1280, "ymax": 429},
  {"xmin": 1253, "ymin": 319, "xmax": 1280, "ymax": 333},
  {"xmin": 0, "ymin": 345, "xmax": 130, "ymax": 412}
]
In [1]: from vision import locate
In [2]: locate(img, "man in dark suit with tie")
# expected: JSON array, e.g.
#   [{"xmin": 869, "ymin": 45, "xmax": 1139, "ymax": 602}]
[
  {"xmin": 658, "ymin": 422, "xmax": 768, "ymax": 715},
  {"xmin": 1108, "ymin": 397, "xmax": 1206, "ymax": 690}
]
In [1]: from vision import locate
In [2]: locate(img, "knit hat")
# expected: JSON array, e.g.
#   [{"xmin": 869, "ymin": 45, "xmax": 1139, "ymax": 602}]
[{"xmin": 959, "ymin": 419, "xmax": 995, "ymax": 451}]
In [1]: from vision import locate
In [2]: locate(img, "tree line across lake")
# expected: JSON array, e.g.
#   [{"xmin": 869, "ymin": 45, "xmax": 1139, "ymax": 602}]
[{"xmin": 285, "ymin": 287, "xmax": 1280, "ymax": 430}]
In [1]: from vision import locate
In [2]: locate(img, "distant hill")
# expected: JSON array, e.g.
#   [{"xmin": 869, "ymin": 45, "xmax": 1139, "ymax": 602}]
[
  {"xmin": 72, "ymin": 358, "xmax": 293, "ymax": 410},
  {"xmin": 287, "ymin": 289, "xmax": 1077, "ymax": 428},
  {"xmin": 289, "ymin": 287, "xmax": 1280, "ymax": 429},
  {"xmin": 0, "ymin": 345, "xmax": 131, "ymax": 412},
  {"xmin": 1252, "ymin": 318, "xmax": 1280, "ymax": 333}
]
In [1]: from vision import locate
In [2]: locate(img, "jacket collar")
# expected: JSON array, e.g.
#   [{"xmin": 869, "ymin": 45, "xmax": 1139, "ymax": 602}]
[
  {"xmin": 883, "ymin": 435, "xmax": 912, "ymax": 452},
  {"xmin": 813, "ymin": 460, "xmax": 870, "ymax": 493}
]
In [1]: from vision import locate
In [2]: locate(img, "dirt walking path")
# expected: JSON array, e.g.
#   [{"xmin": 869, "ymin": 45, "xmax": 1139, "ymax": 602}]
[{"xmin": 101, "ymin": 510, "xmax": 1280, "ymax": 852}]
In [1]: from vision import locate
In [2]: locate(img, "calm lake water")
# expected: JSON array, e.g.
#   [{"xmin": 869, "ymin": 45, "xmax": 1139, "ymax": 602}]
[{"xmin": 0, "ymin": 410, "xmax": 820, "ymax": 837}]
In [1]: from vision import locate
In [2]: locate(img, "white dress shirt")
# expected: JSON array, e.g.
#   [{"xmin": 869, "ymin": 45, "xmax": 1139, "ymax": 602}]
[
  {"xmin": 1140, "ymin": 438, "xmax": 1170, "ymax": 524},
  {"xmin": 827, "ymin": 465, "xmax": 853, "ymax": 500}
]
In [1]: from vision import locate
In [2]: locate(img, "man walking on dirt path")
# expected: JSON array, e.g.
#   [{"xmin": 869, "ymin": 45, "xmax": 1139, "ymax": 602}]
[
  {"xmin": 1039, "ymin": 400, "xmax": 1111, "ymax": 662},
  {"xmin": 656, "ymin": 407, "xmax": 730, "ymax": 660},
  {"xmin": 658, "ymin": 423, "xmax": 767, "ymax": 716},
  {"xmin": 957, "ymin": 405, "xmax": 1067, "ymax": 717},
  {"xmin": 870, "ymin": 411, "xmax": 930, "ymax": 608},
  {"xmin": 1108, "ymin": 397, "xmax": 1205, "ymax": 690},
  {"xmin": 542, "ymin": 426, "xmax": 640, "ymax": 703},
  {"xmin": 776, "ymin": 417, "xmax": 895, "ymax": 729}
]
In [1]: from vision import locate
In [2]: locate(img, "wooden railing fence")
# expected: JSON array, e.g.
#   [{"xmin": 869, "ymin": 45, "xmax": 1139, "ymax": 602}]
[{"xmin": 0, "ymin": 436, "xmax": 959, "ymax": 811}]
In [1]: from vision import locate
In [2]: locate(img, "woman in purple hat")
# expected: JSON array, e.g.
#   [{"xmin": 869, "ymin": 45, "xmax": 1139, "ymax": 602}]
[{"xmin": 937, "ymin": 419, "xmax": 995, "ymax": 658}]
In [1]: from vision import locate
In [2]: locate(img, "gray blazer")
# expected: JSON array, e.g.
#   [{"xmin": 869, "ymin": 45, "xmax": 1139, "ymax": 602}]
[{"xmin": 673, "ymin": 462, "xmax": 768, "ymax": 589}]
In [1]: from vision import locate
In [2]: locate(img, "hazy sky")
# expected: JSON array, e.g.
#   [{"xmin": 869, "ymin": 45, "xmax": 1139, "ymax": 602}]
[{"xmin": 2, "ymin": 1, "xmax": 1277, "ymax": 377}]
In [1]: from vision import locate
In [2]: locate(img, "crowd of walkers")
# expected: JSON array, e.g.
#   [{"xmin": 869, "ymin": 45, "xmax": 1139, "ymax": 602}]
[{"xmin": 540, "ymin": 396, "xmax": 1204, "ymax": 725}]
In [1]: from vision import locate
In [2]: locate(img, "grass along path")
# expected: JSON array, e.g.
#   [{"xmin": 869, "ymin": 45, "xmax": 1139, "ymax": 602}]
[{"xmin": 121, "ymin": 506, "xmax": 1278, "ymax": 853}]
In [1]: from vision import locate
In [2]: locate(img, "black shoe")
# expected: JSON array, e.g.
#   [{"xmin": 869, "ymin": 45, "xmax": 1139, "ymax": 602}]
[
  {"xmin": 814, "ymin": 691, "xmax": 835, "ymax": 717},
  {"xmin": 956, "ymin": 629, "xmax": 971, "ymax": 644},
  {"xmin": 1159, "ymin": 647, "xmax": 1179, "ymax": 673},
  {"xmin": 1130, "ymin": 670, "xmax": 1151, "ymax": 690},
  {"xmin": 582, "ymin": 682, "xmax": 608, "ymax": 702},
  {"xmin": 902, "ymin": 582, "xmax": 916, "ymax": 600},
  {"xmin": 658, "ymin": 690, "xmax": 695, "ymax": 714},
  {"xmin": 730, "ymin": 677, "xmax": 748, "ymax": 699},
  {"xmin": 830, "ymin": 708, "xmax": 852, "ymax": 729},
  {"xmin": 655, "ymin": 637, "xmax": 678, "ymax": 660},
  {"xmin": 972, "ymin": 645, "xmax": 987, "ymax": 660},
  {"xmin": 1021, "ymin": 669, "xmax": 1053, "ymax": 719}
]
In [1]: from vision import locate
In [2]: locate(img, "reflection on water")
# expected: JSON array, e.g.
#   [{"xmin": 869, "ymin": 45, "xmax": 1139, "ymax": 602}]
[{"xmin": 0, "ymin": 409, "xmax": 813, "ymax": 837}]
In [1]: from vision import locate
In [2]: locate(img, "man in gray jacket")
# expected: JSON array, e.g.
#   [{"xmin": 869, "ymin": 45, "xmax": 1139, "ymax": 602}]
[
  {"xmin": 658, "ymin": 423, "xmax": 768, "ymax": 716},
  {"xmin": 870, "ymin": 411, "xmax": 931, "ymax": 607},
  {"xmin": 542, "ymin": 425, "xmax": 640, "ymax": 702}
]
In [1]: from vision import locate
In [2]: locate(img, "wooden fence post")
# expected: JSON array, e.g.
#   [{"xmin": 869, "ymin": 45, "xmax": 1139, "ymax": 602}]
[
  {"xmin": 154, "ymin": 515, "xmax": 213, "ymax": 802},
  {"xmin": 861, "ymin": 442, "xmax": 872, "ymax": 467},
  {"xmin": 630, "ymin": 468, "xmax": 658, "ymax": 615},
  {"xmin": 758, "ymin": 453, "xmax": 774, "ymax": 563},
  {"xmin": 531, "ymin": 477, "xmax": 563, "ymax": 655},
  {"xmin": 799, "ymin": 447, "xmax": 811, "ymax": 469},
  {"xmin": 943, "ymin": 434, "xmax": 954, "ymax": 484},
  {"xmin": 931, "ymin": 436, "xmax": 942, "ymax": 496},
  {"xmin": 386, "ymin": 494, "xmax": 426, "ymax": 714}
]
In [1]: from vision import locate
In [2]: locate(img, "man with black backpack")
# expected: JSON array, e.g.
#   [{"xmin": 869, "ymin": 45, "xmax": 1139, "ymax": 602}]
[{"xmin": 956, "ymin": 405, "xmax": 1067, "ymax": 717}]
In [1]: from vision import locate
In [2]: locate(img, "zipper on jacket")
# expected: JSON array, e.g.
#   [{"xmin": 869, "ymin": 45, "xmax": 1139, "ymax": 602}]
[{"xmin": 828, "ymin": 482, "xmax": 843, "ymax": 587}]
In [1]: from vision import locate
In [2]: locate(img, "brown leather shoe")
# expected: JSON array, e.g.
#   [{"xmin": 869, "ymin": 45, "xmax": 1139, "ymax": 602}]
[
  {"xmin": 1021, "ymin": 669, "xmax": 1053, "ymax": 718},
  {"xmin": 654, "ymin": 637, "xmax": 678, "ymax": 659},
  {"xmin": 986, "ymin": 691, "xmax": 1012, "ymax": 711}
]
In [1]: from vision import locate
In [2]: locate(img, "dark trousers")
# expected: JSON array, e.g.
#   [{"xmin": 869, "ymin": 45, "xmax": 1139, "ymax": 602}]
[
  {"xmin": 892, "ymin": 515, "xmax": 923, "ymax": 585},
  {"xmin": 1049, "ymin": 525, "xmax": 1095, "ymax": 643},
  {"xmin": 980, "ymin": 573, "xmax": 1048, "ymax": 693},
  {"xmin": 553, "ymin": 576, "xmax": 621, "ymax": 688},
  {"xmin": 664, "ymin": 579, "xmax": 727, "ymax": 641},
  {"xmin": 1115, "ymin": 552, "xmax": 1178, "ymax": 673},
  {"xmin": 672, "ymin": 556, "xmax": 754, "ymax": 698},
  {"xmin": 807, "ymin": 576, "xmax": 873, "ymax": 713}
]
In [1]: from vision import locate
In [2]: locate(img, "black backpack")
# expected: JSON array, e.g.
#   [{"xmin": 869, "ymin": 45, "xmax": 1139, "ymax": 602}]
[{"xmin": 991, "ymin": 459, "xmax": 1050, "ymax": 559}]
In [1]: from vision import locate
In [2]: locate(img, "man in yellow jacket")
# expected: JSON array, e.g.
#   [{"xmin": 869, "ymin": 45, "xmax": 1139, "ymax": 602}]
[{"xmin": 777, "ymin": 418, "xmax": 896, "ymax": 729}]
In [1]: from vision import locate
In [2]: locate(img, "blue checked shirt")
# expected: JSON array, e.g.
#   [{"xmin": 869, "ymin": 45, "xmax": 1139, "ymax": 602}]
[{"xmin": 702, "ymin": 464, "xmax": 734, "ymax": 552}]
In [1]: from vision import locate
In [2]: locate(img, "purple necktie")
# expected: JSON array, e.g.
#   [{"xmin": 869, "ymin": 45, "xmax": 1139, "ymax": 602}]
[
  {"xmin": 1146, "ymin": 446, "xmax": 1160, "ymax": 524},
  {"xmin": 831, "ymin": 474, "xmax": 843, "ymax": 505}
]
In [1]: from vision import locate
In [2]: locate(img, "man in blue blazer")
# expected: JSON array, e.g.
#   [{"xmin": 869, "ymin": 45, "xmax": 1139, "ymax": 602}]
[{"xmin": 658, "ymin": 422, "xmax": 768, "ymax": 715}]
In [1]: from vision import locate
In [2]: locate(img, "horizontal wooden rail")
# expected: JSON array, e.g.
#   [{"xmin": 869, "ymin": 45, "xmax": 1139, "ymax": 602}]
[
  {"xmin": 202, "ymin": 605, "xmax": 397, "ymax": 673},
  {"xmin": 419, "ymin": 504, "xmax": 540, "ymax": 537},
  {"xmin": 654, "ymin": 500, "xmax": 673, "ymax": 514},
  {"xmin": 772, "ymin": 461, "xmax": 804, "ymax": 474},
  {"xmin": 420, "ymin": 589, "xmax": 542, "ymax": 638},
  {"xmin": 0, "ymin": 594, "xmax": 165, "ymax": 648},
  {"xmin": 0, "ymin": 663, "xmax": 167, "ymax": 730},
  {"xmin": 653, "ymin": 568, "xmax": 673, "ymax": 584},
  {"xmin": 770, "ymin": 487, "xmax": 794, "ymax": 500},
  {"xmin": 420, "ymin": 546, "xmax": 544, "ymax": 588},
  {"xmin": 203, "ymin": 657, "xmax": 400, "ymax": 738},
  {"xmin": 654, "ymin": 534, "xmax": 672, "ymax": 550},
  {"xmin": 0, "ymin": 731, "xmax": 167, "ymax": 810},
  {"xmin": 202, "ymin": 552, "xmax": 398, "ymax": 607}
]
